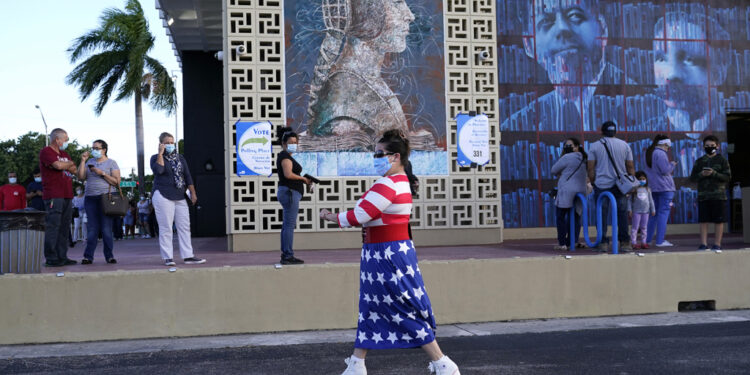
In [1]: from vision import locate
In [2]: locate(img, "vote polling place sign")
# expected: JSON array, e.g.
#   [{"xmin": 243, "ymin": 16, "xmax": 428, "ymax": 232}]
[
  {"xmin": 236, "ymin": 120, "xmax": 272, "ymax": 176},
  {"xmin": 456, "ymin": 113, "xmax": 490, "ymax": 167}
]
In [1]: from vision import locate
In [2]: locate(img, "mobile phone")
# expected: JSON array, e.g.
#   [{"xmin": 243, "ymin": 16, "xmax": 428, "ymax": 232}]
[
  {"xmin": 702, "ymin": 167, "xmax": 713, "ymax": 171},
  {"xmin": 88, "ymin": 164, "xmax": 94, "ymax": 169}
]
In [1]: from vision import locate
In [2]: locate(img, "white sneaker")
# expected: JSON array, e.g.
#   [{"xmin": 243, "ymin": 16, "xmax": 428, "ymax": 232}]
[
  {"xmin": 428, "ymin": 355, "xmax": 460, "ymax": 375},
  {"xmin": 341, "ymin": 355, "xmax": 366, "ymax": 375},
  {"xmin": 655, "ymin": 240, "xmax": 675, "ymax": 247}
]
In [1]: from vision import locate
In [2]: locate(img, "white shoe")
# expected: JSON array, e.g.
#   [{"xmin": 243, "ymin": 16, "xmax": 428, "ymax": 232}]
[
  {"xmin": 341, "ymin": 355, "xmax": 366, "ymax": 375},
  {"xmin": 655, "ymin": 240, "xmax": 674, "ymax": 247},
  {"xmin": 428, "ymin": 355, "xmax": 460, "ymax": 375}
]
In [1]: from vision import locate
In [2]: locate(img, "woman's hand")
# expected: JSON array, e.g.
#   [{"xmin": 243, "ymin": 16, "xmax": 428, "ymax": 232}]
[
  {"xmin": 303, "ymin": 176, "xmax": 312, "ymax": 185},
  {"xmin": 319, "ymin": 208, "xmax": 335, "ymax": 222},
  {"xmin": 158, "ymin": 143, "xmax": 165, "ymax": 155},
  {"xmin": 90, "ymin": 166, "xmax": 104, "ymax": 176}
]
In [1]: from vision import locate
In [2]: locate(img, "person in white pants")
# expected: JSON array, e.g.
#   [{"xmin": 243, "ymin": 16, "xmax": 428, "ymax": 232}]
[
  {"xmin": 149, "ymin": 132, "xmax": 206, "ymax": 266},
  {"xmin": 72, "ymin": 188, "xmax": 86, "ymax": 242}
]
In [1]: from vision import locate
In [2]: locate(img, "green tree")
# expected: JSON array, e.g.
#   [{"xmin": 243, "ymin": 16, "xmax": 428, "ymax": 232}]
[
  {"xmin": 66, "ymin": 0, "xmax": 176, "ymax": 196},
  {"xmin": 0, "ymin": 132, "xmax": 86, "ymax": 186}
]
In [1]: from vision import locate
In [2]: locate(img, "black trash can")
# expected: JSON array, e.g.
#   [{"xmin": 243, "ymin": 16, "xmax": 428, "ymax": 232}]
[{"xmin": 0, "ymin": 210, "xmax": 46, "ymax": 274}]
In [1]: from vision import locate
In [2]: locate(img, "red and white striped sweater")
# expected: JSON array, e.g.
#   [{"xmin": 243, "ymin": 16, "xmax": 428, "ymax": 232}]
[{"xmin": 337, "ymin": 174, "xmax": 412, "ymax": 229}]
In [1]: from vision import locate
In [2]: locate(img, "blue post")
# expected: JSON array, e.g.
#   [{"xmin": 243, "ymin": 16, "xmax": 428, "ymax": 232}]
[{"xmin": 571, "ymin": 191, "xmax": 619, "ymax": 254}]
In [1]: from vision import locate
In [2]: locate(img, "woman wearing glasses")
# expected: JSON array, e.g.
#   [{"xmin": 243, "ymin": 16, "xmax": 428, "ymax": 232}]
[
  {"xmin": 77, "ymin": 139, "xmax": 121, "ymax": 264},
  {"xmin": 320, "ymin": 130, "xmax": 460, "ymax": 375},
  {"xmin": 277, "ymin": 127, "xmax": 311, "ymax": 265}
]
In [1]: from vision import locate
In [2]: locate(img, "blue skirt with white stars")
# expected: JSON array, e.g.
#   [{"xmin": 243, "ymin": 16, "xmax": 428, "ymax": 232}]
[{"xmin": 354, "ymin": 239, "xmax": 436, "ymax": 349}]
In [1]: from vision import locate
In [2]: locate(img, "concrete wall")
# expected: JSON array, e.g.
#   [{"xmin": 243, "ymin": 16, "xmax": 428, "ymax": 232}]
[
  {"xmin": 229, "ymin": 228, "xmax": 504, "ymax": 252},
  {"xmin": 1, "ymin": 250, "xmax": 749, "ymax": 345}
]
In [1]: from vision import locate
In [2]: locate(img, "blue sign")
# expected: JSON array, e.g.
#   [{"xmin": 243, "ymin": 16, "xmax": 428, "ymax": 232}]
[
  {"xmin": 236, "ymin": 120, "xmax": 272, "ymax": 176},
  {"xmin": 456, "ymin": 113, "xmax": 490, "ymax": 167}
]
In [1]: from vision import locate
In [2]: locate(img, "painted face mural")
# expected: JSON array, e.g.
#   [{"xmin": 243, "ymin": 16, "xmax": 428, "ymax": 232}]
[
  {"xmin": 528, "ymin": 0, "xmax": 606, "ymax": 85},
  {"xmin": 285, "ymin": 0, "xmax": 447, "ymax": 176}
]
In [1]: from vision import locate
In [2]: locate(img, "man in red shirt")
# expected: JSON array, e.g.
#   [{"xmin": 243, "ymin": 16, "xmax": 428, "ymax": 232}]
[
  {"xmin": 40, "ymin": 128, "xmax": 78, "ymax": 267},
  {"xmin": 0, "ymin": 171, "xmax": 27, "ymax": 211}
]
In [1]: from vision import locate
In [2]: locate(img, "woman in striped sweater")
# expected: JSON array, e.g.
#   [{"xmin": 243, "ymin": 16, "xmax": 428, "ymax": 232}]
[{"xmin": 320, "ymin": 130, "xmax": 460, "ymax": 375}]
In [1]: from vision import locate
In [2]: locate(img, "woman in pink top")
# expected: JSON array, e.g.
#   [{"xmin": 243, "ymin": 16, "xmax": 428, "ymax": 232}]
[{"xmin": 320, "ymin": 130, "xmax": 459, "ymax": 375}]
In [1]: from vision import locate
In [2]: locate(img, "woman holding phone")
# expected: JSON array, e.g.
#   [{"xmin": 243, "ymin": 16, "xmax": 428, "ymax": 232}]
[
  {"xmin": 77, "ymin": 139, "xmax": 120, "ymax": 264},
  {"xmin": 150, "ymin": 132, "xmax": 205, "ymax": 266}
]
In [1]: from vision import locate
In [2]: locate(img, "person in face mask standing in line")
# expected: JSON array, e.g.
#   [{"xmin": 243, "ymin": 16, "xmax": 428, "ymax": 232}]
[
  {"xmin": 151, "ymin": 132, "xmax": 205, "ymax": 266},
  {"xmin": 26, "ymin": 169, "xmax": 45, "ymax": 211},
  {"xmin": 644, "ymin": 135, "xmax": 678, "ymax": 247},
  {"xmin": 276, "ymin": 127, "xmax": 311, "ymax": 265},
  {"xmin": 78, "ymin": 139, "xmax": 121, "ymax": 264},
  {"xmin": 0, "ymin": 171, "xmax": 27, "ymax": 211},
  {"xmin": 690, "ymin": 135, "xmax": 731, "ymax": 251},
  {"xmin": 72, "ymin": 186, "xmax": 86, "ymax": 243},
  {"xmin": 39, "ymin": 128, "xmax": 78, "ymax": 267}
]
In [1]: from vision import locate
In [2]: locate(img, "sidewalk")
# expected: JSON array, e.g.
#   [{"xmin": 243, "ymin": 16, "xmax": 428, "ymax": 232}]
[
  {"xmin": 2, "ymin": 310, "xmax": 749, "ymax": 360},
  {"xmin": 48, "ymin": 233, "xmax": 748, "ymax": 274}
]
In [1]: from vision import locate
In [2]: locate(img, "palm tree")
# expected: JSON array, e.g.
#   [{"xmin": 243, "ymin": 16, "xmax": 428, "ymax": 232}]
[{"xmin": 66, "ymin": 0, "xmax": 176, "ymax": 196}]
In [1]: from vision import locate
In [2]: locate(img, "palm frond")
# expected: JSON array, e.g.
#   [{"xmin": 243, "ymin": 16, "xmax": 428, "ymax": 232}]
[
  {"xmin": 94, "ymin": 64, "xmax": 127, "ymax": 115},
  {"xmin": 66, "ymin": 49, "xmax": 130, "ymax": 111},
  {"xmin": 144, "ymin": 56, "xmax": 177, "ymax": 115}
]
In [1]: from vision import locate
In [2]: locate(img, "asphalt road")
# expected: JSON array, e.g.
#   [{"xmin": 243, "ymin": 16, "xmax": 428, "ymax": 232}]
[{"xmin": 2, "ymin": 321, "xmax": 749, "ymax": 374}]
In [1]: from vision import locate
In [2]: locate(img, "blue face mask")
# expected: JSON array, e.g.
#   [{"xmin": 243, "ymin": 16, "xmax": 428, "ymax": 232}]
[
  {"xmin": 287, "ymin": 144, "xmax": 297, "ymax": 153},
  {"xmin": 639, "ymin": 180, "xmax": 647, "ymax": 186},
  {"xmin": 61, "ymin": 141, "xmax": 69, "ymax": 150},
  {"xmin": 91, "ymin": 149, "xmax": 102, "ymax": 159},
  {"xmin": 34, "ymin": 177, "xmax": 41, "ymax": 183},
  {"xmin": 373, "ymin": 156, "xmax": 392, "ymax": 176},
  {"xmin": 165, "ymin": 144, "xmax": 176, "ymax": 154}
]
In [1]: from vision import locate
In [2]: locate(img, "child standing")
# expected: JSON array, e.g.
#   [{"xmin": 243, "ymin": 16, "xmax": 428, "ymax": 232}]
[{"xmin": 628, "ymin": 171, "xmax": 656, "ymax": 250}]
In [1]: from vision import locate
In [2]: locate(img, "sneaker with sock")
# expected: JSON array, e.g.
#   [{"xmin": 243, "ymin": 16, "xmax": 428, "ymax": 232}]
[
  {"xmin": 655, "ymin": 240, "xmax": 674, "ymax": 247},
  {"xmin": 428, "ymin": 355, "xmax": 460, "ymax": 375},
  {"xmin": 640, "ymin": 243, "xmax": 649, "ymax": 249},
  {"xmin": 698, "ymin": 244, "xmax": 708, "ymax": 251},
  {"xmin": 711, "ymin": 244, "xmax": 722, "ymax": 251},
  {"xmin": 184, "ymin": 257, "xmax": 206, "ymax": 264},
  {"xmin": 164, "ymin": 259, "xmax": 176, "ymax": 266},
  {"xmin": 341, "ymin": 355, "xmax": 366, "ymax": 375}
]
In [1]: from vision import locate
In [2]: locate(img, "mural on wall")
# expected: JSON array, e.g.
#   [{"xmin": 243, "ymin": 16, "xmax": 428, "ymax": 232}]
[
  {"xmin": 497, "ymin": 0, "xmax": 745, "ymax": 228},
  {"xmin": 285, "ymin": 0, "xmax": 447, "ymax": 176}
]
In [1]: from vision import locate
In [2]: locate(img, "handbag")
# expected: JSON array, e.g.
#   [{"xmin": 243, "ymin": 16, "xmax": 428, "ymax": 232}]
[
  {"xmin": 601, "ymin": 139, "xmax": 638, "ymax": 194},
  {"xmin": 102, "ymin": 184, "xmax": 129, "ymax": 216}
]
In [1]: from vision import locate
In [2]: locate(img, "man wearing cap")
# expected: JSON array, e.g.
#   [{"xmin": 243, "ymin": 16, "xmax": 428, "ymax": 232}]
[{"xmin": 587, "ymin": 121, "xmax": 635, "ymax": 252}]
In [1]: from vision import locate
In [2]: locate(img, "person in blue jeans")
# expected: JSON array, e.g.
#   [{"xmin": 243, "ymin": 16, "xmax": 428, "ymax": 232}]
[
  {"xmin": 276, "ymin": 127, "xmax": 311, "ymax": 265},
  {"xmin": 77, "ymin": 139, "xmax": 121, "ymax": 264},
  {"xmin": 644, "ymin": 135, "xmax": 677, "ymax": 247},
  {"xmin": 551, "ymin": 138, "xmax": 588, "ymax": 250},
  {"xmin": 587, "ymin": 122, "xmax": 635, "ymax": 252}
]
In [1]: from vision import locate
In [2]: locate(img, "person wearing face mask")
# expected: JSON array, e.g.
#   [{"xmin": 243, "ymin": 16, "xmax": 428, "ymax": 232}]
[
  {"xmin": 77, "ymin": 139, "xmax": 121, "ymax": 264},
  {"xmin": 151, "ymin": 132, "xmax": 205, "ymax": 266},
  {"xmin": 319, "ymin": 129, "xmax": 460, "ymax": 375},
  {"xmin": 276, "ymin": 127, "xmax": 311, "ymax": 265},
  {"xmin": 25, "ymin": 169, "xmax": 45, "ymax": 211},
  {"xmin": 0, "ymin": 171, "xmax": 27, "ymax": 211},
  {"xmin": 137, "ymin": 195, "xmax": 151, "ymax": 238},
  {"xmin": 550, "ymin": 138, "xmax": 589, "ymax": 251},
  {"xmin": 690, "ymin": 135, "xmax": 732, "ymax": 251},
  {"xmin": 627, "ymin": 171, "xmax": 656, "ymax": 250},
  {"xmin": 644, "ymin": 135, "xmax": 678, "ymax": 247},
  {"xmin": 39, "ymin": 128, "xmax": 78, "ymax": 267},
  {"xmin": 71, "ymin": 186, "xmax": 86, "ymax": 243}
]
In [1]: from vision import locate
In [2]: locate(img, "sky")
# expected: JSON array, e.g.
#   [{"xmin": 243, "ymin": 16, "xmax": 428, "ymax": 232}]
[{"xmin": 0, "ymin": 0, "xmax": 182, "ymax": 176}]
